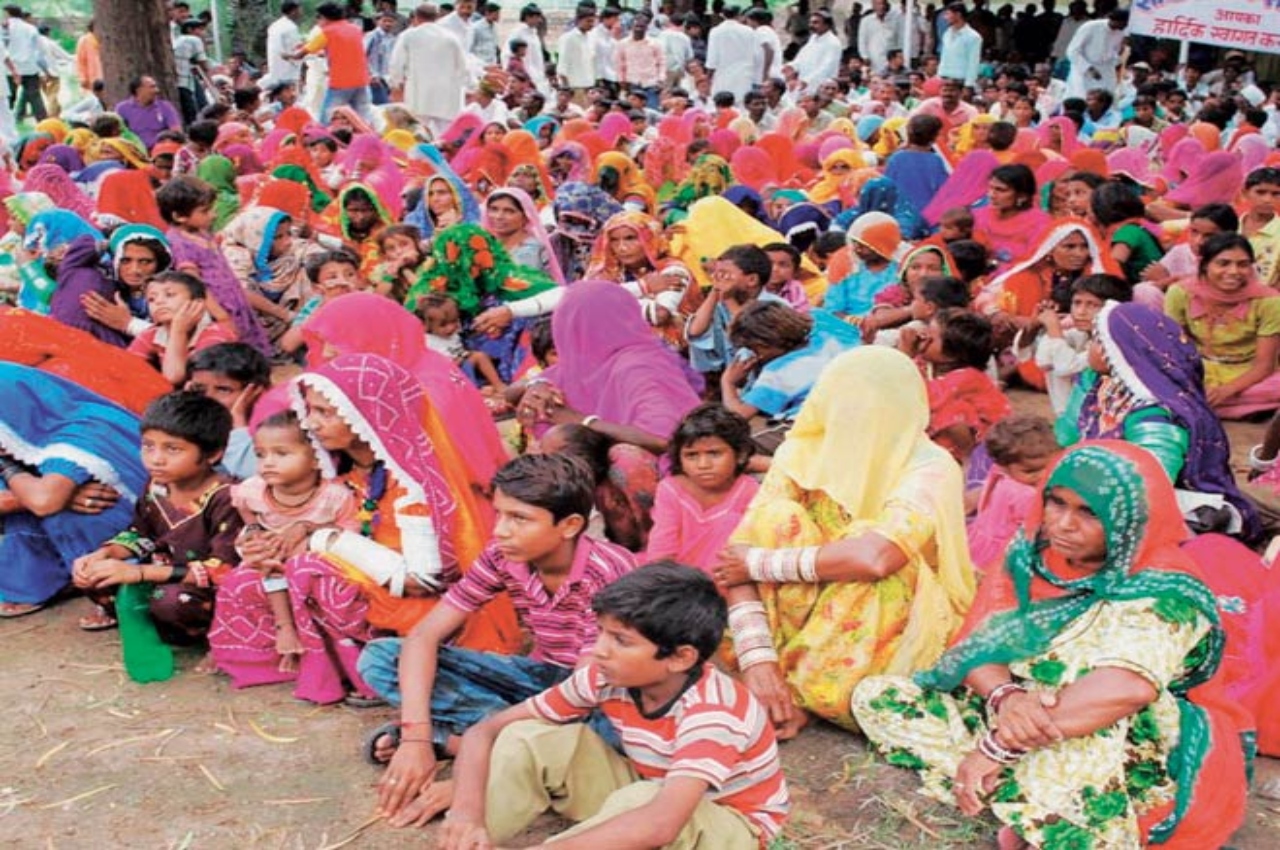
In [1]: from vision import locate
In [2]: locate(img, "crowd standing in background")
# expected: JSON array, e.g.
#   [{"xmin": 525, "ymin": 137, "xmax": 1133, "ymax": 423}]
[{"xmin": 3, "ymin": 0, "xmax": 1280, "ymax": 847}]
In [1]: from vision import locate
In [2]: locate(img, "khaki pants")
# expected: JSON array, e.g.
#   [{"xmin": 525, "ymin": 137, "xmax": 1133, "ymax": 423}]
[{"xmin": 485, "ymin": 720, "xmax": 760, "ymax": 849}]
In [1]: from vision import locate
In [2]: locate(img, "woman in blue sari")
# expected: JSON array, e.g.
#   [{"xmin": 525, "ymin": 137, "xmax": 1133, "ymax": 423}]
[
  {"xmin": 0, "ymin": 364, "xmax": 147, "ymax": 616},
  {"xmin": 404, "ymin": 145, "xmax": 482, "ymax": 240}
]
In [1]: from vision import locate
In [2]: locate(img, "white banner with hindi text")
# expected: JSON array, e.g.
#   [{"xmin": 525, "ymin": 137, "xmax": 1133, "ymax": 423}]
[{"xmin": 1130, "ymin": 0, "xmax": 1280, "ymax": 55}]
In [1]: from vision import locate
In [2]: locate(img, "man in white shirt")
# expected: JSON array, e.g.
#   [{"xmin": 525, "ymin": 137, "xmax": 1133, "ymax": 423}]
[
  {"xmin": 505, "ymin": 4, "xmax": 550, "ymax": 94},
  {"xmin": 1064, "ymin": 8, "xmax": 1127, "ymax": 100},
  {"xmin": 789, "ymin": 9, "xmax": 842, "ymax": 93},
  {"xmin": 706, "ymin": 6, "xmax": 761, "ymax": 104},
  {"xmin": 265, "ymin": 1, "xmax": 304, "ymax": 87},
  {"xmin": 857, "ymin": 0, "xmax": 900, "ymax": 75},
  {"xmin": 656, "ymin": 13, "xmax": 693, "ymax": 90},
  {"xmin": 389, "ymin": 3, "xmax": 467, "ymax": 138},
  {"xmin": 590, "ymin": 7, "xmax": 621, "ymax": 90},
  {"xmin": 937, "ymin": 3, "xmax": 982, "ymax": 90},
  {"xmin": 4, "ymin": 5, "xmax": 46, "ymax": 122},
  {"xmin": 557, "ymin": 9, "xmax": 597, "ymax": 98},
  {"xmin": 0, "ymin": 29, "xmax": 15, "ymax": 145},
  {"xmin": 1049, "ymin": 0, "xmax": 1088, "ymax": 62},
  {"xmin": 747, "ymin": 8, "xmax": 782, "ymax": 87},
  {"xmin": 439, "ymin": 0, "xmax": 476, "ymax": 54}
]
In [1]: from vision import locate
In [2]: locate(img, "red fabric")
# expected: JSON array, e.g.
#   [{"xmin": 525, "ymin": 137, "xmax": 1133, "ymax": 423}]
[{"xmin": 96, "ymin": 170, "xmax": 165, "ymax": 229}]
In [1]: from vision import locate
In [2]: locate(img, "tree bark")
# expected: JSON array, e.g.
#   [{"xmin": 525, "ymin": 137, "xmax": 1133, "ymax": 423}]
[
  {"xmin": 96, "ymin": 0, "xmax": 178, "ymax": 105},
  {"xmin": 231, "ymin": 0, "xmax": 277, "ymax": 66}
]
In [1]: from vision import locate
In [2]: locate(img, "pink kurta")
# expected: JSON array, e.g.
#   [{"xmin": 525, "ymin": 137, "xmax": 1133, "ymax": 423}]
[{"xmin": 643, "ymin": 474, "xmax": 759, "ymax": 575}]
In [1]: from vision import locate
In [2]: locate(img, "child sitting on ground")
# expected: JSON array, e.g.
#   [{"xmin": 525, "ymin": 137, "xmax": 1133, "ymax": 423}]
[
  {"xmin": 185, "ymin": 342, "xmax": 273, "ymax": 479},
  {"xmin": 966, "ymin": 414, "xmax": 1060, "ymax": 570},
  {"xmin": 279, "ymin": 248, "xmax": 367, "ymax": 355},
  {"xmin": 762, "ymin": 242, "xmax": 810, "ymax": 313},
  {"xmin": 876, "ymin": 274, "xmax": 972, "ymax": 349},
  {"xmin": 72, "ymin": 391, "xmax": 243, "ymax": 640},
  {"xmin": 1142, "ymin": 203, "xmax": 1238, "ymax": 286},
  {"xmin": 209, "ymin": 411, "xmax": 358, "ymax": 683},
  {"xmin": 357, "ymin": 454, "xmax": 637, "ymax": 829},
  {"xmin": 371, "ymin": 223, "xmax": 428, "ymax": 303},
  {"xmin": 910, "ymin": 309, "xmax": 1011, "ymax": 463},
  {"xmin": 418, "ymin": 291, "xmax": 507, "ymax": 393},
  {"xmin": 438, "ymin": 562, "xmax": 789, "ymax": 850},
  {"xmin": 128, "ymin": 271, "xmax": 236, "ymax": 385},
  {"xmin": 644, "ymin": 404, "xmax": 759, "ymax": 576},
  {"xmin": 1031, "ymin": 273, "xmax": 1131, "ymax": 415},
  {"xmin": 826, "ymin": 214, "xmax": 901, "ymax": 320}
]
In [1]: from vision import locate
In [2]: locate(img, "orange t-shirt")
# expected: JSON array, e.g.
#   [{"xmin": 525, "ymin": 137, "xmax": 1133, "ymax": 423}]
[{"xmin": 304, "ymin": 21, "xmax": 369, "ymax": 89}]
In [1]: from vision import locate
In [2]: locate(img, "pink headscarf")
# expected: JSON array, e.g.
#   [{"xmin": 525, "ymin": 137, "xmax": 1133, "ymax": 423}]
[
  {"xmin": 1161, "ymin": 137, "xmax": 1206, "ymax": 184},
  {"xmin": 1166, "ymin": 152, "xmax": 1244, "ymax": 207},
  {"xmin": 1107, "ymin": 148, "xmax": 1155, "ymax": 187},
  {"xmin": 730, "ymin": 146, "xmax": 776, "ymax": 192},
  {"xmin": 20, "ymin": 164, "xmax": 94, "ymax": 221},
  {"xmin": 1037, "ymin": 116, "xmax": 1080, "ymax": 157},
  {"xmin": 339, "ymin": 134, "xmax": 406, "ymax": 217},
  {"xmin": 301, "ymin": 293, "xmax": 509, "ymax": 486},
  {"xmin": 480, "ymin": 186, "xmax": 566, "ymax": 284},
  {"xmin": 709, "ymin": 128, "xmax": 742, "ymax": 161},
  {"xmin": 439, "ymin": 113, "xmax": 484, "ymax": 154},
  {"xmin": 213, "ymin": 122, "xmax": 253, "ymax": 152},
  {"xmin": 220, "ymin": 143, "xmax": 264, "ymax": 175},
  {"xmin": 540, "ymin": 281, "xmax": 701, "ymax": 438},
  {"xmin": 817, "ymin": 134, "xmax": 854, "ymax": 163},
  {"xmin": 923, "ymin": 150, "xmax": 1000, "ymax": 225},
  {"xmin": 598, "ymin": 112, "xmax": 634, "ymax": 147},
  {"xmin": 1238, "ymin": 136, "xmax": 1272, "ymax": 175}
]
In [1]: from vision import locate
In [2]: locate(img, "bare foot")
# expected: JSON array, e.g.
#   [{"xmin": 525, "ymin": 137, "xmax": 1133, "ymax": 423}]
[
  {"xmin": 77, "ymin": 604, "xmax": 117, "ymax": 631},
  {"xmin": 776, "ymin": 709, "xmax": 811, "ymax": 742},
  {"xmin": 372, "ymin": 731, "xmax": 398, "ymax": 764},
  {"xmin": 192, "ymin": 653, "xmax": 219, "ymax": 674},
  {"xmin": 388, "ymin": 779, "xmax": 455, "ymax": 828}
]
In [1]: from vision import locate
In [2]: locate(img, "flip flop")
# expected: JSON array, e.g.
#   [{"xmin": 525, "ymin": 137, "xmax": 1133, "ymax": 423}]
[
  {"xmin": 343, "ymin": 692, "xmax": 388, "ymax": 709},
  {"xmin": 78, "ymin": 604, "xmax": 119, "ymax": 632},
  {"xmin": 363, "ymin": 721, "xmax": 401, "ymax": 765},
  {"xmin": 0, "ymin": 600, "xmax": 47, "ymax": 618}
]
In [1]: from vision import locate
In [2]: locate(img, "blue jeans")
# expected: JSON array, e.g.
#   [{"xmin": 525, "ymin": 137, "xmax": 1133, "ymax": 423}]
[
  {"xmin": 321, "ymin": 85, "xmax": 373, "ymax": 124},
  {"xmin": 358, "ymin": 640, "xmax": 620, "ymax": 748}
]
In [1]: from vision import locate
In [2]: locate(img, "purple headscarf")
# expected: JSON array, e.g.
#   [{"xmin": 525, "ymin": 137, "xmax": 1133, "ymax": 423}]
[
  {"xmin": 38, "ymin": 144, "xmax": 85, "ymax": 173},
  {"xmin": 540, "ymin": 280, "xmax": 701, "ymax": 439},
  {"xmin": 923, "ymin": 150, "xmax": 999, "ymax": 225},
  {"xmin": 1084, "ymin": 301, "xmax": 1259, "ymax": 540}
]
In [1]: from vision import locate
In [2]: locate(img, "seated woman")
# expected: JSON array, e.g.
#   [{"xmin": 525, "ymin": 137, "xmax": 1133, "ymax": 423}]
[
  {"xmin": 548, "ymin": 181, "xmax": 622, "ymax": 284},
  {"xmin": 1164, "ymin": 233, "xmax": 1280, "ymax": 420},
  {"xmin": 972, "ymin": 164, "xmax": 1052, "ymax": 272},
  {"xmin": 716, "ymin": 347, "xmax": 976, "ymax": 736},
  {"xmin": 853, "ymin": 441, "xmax": 1252, "ymax": 850},
  {"xmin": 74, "ymin": 225, "xmax": 174, "ymax": 345},
  {"xmin": 404, "ymin": 223, "xmax": 560, "ymax": 385},
  {"xmin": 585, "ymin": 210, "xmax": 700, "ymax": 349},
  {"xmin": 0, "ymin": 364, "xmax": 147, "ymax": 617},
  {"xmin": 263, "ymin": 353, "xmax": 522, "ymax": 704},
  {"xmin": 511, "ymin": 281, "xmax": 703, "ymax": 551},
  {"xmin": 479, "ymin": 187, "xmax": 564, "ymax": 284},
  {"xmin": 221, "ymin": 206, "xmax": 323, "ymax": 352},
  {"xmin": 403, "ymin": 147, "xmax": 482, "ymax": 241},
  {"xmin": 1058, "ymin": 300, "xmax": 1260, "ymax": 541}
]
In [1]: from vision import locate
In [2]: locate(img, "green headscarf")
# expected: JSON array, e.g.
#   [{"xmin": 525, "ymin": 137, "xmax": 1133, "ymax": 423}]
[
  {"xmin": 196, "ymin": 154, "xmax": 240, "ymax": 231},
  {"xmin": 404, "ymin": 223, "xmax": 557, "ymax": 318}
]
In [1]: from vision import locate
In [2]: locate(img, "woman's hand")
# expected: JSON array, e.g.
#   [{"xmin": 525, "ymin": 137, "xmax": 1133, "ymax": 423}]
[
  {"xmin": 378, "ymin": 740, "xmax": 437, "ymax": 821},
  {"xmin": 69, "ymin": 482, "xmax": 121, "ymax": 514},
  {"xmin": 714, "ymin": 544, "xmax": 754, "ymax": 588},
  {"xmin": 953, "ymin": 749, "xmax": 1005, "ymax": 816},
  {"xmin": 82, "ymin": 559, "xmax": 141, "ymax": 589},
  {"xmin": 229, "ymin": 384, "xmax": 263, "ymax": 429},
  {"xmin": 1207, "ymin": 385, "xmax": 1237, "ymax": 408},
  {"xmin": 237, "ymin": 529, "xmax": 284, "ymax": 566},
  {"xmin": 72, "ymin": 550, "xmax": 108, "ymax": 588},
  {"xmin": 741, "ymin": 661, "xmax": 802, "ymax": 740},
  {"xmin": 80, "ymin": 291, "xmax": 134, "ymax": 332},
  {"xmin": 642, "ymin": 271, "xmax": 684, "ymax": 297},
  {"xmin": 994, "ymin": 689, "xmax": 1062, "ymax": 751},
  {"xmin": 472, "ymin": 306, "xmax": 514, "ymax": 338}
]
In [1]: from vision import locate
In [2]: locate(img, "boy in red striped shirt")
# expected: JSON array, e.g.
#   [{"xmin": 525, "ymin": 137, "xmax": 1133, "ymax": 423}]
[{"xmin": 441, "ymin": 562, "xmax": 790, "ymax": 849}]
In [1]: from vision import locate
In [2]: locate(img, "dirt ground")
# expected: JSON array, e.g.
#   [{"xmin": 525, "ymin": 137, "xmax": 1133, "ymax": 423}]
[{"xmin": 3, "ymin": 396, "xmax": 1279, "ymax": 849}]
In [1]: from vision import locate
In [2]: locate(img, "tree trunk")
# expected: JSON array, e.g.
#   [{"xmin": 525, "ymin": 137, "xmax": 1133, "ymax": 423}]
[
  {"xmin": 96, "ymin": 0, "xmax": 177, "ymax": 106},
  {"xmin": 231, "ymin": 0, "xmax": 277, "ymax": 66}
]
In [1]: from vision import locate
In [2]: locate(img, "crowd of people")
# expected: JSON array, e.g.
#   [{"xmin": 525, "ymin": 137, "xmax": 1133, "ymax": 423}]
[{"xmin": 3, "ymin": 0, "xmax": 1280, "ymax": 847}]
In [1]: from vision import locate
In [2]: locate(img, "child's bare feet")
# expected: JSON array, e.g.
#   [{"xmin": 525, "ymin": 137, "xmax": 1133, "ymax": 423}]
[
  {"xmin": 388, "ymin": 779, "xmax": 454, "ymax": 828},
  {"xmin": 192, "ymin": 653, "xmax": 219, "ymax": 674},
  {"xmin": 776, "ymin": 709, "xmax": 811, "ymax": 741},
  {"xmin": 77, "ymin": 603, "xmax": 117, "ymax": 631}
]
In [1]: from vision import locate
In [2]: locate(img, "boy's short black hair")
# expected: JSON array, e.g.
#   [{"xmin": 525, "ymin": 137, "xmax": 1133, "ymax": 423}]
[
  {"xmin": 187, "ymin": 342, "xmax": 271, "ymax": 387},
  {"xmin": 813, "ymin": 230, "xmax": 846, "ymax": 258},
  {"xmin": 946, "ymin": 239, "xmax": 990, "ymax": 282},
  {"xmin": 492, "ymin": 453, "xmax": 595, "ymax": 525},
  {"xmin": 1190, "ymin": 203, "xmax": 1239, "ymax": 233},
  {"xmin": 1245, "ymin": 167, "xmax": 1280, "ymax": 190},
  {"xmin": 1072, "ymin": 273, "xmax": 1131, "ymax": 303},
  {"xmin": 713, "ymin": 91, "xmax": 735, "ymax": 108},
  {"xmin": 717, "ymin": 244, "xmax": 772, "ymax": 289},
  {"xmin": 417, "ymin": 291, "xmax": 458, "ymax": 316},
  {"xmin": 156, "ymin": 176, "xmax": 218, "ymax": 224},
  {"xmin": 762, "ymin": 241, "xmax": 800, "ymax": 268},
  {"xmin": 187, "ymin": 119, "xmax": 220, "ymax": 147},
  {"xmin": 304, "ymin": 248, "xmax": 361, "ymax": 284},
  {"xmin": 529, "ymin": 317, "xmax": 556, "ymax": 366},
  {"xmin": 148, "ymin": 269, "xmax": 207, "ymax": 300},
  {"xmin": 985, "ymin": 413, "xmax": 1059, "ymax": 466},
  {"xmin": 141, "ymin": 390, "xmax": 233, "ymax": 457},
  {"xmin": 1090, "ymin": 182, "xmax": 1144, "ymax": 227},
  {"xmin": 987, "ymin": 121, "xmax": 1017, "ymax": 152},
  {"xmin": 936, "ymin": 309, "xmax": 994, "ymax": 370},
  {"xmin": 668, "ymin": 403, "xmax": 754, "ymax": 475},
  {"xmin": 919, "ymin": 276, "xmax": 971, "ymax": 309},
  {"xmin": 591, "ymin": 561, "xmax": 728, "ymax": 664}
]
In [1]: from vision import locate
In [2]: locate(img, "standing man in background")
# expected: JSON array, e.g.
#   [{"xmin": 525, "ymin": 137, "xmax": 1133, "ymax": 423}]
[
  {"xmin": 265, "ymin": 1, "xmax": 304, "ymax": 89},
  {"xmin": 365, "ymin": 10, "xmax": 400, "ymax": 105},
  {"xmin": 1065, "ymin": 8, "xmax": 1128, "ymax": 99},
  {"xmin": 938, "ymin": 3, "xmax": 982, "ymax": 90},
  {"xmin": 614, "ymin": 13, "xmax": 664, "ymax": 108},
  {"xmin": 705, "ymin": 6, "xmax": 758, "ymax": 105},
  {"xmin": 5, "ymin": 5, "xmax": 46, "ymax": 123},
  {"xmin": 506, "ymin": 5, "xmax": 549, "ymax": 94},
  {"xmin": 294, "ymin": 3, "xmax": 373, "ymax": 123},
  {"xmin": 389, "ymin": 3, "xmax": 467, "ymax": 137}
]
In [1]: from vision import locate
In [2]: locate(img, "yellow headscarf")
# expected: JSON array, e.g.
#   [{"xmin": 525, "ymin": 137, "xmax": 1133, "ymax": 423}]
[
  {"xmin": 594, "ymin": 150, "xmax": 648, "ymax": 200},
  {"xmin": 808, "ymin": 149, "xmax": 867, "ymax": 204},
  {"xmin": 92, "ymin": 137, "xmax": 149, "ymax": 170},
  {"xmin": 736, "ymin": 347, "xmax": 976, "ymax": 675},
  {"xmin": 66, "ymin": 128, "xmax": 97, "ymax": 155},
  {"xmin": 382, "ymin": 129, "xmax": 417, "ymax": 152},
  {"xmin": 873, "ymin": 117, "xmax": 907, "ymax": 159},
  {"xmin": 953, "ymin": 114, "xmax": 997, "ymax": 155},
  {"xmin": 35, "ymin": 118, "xmax": 69, "ymax": 144}
]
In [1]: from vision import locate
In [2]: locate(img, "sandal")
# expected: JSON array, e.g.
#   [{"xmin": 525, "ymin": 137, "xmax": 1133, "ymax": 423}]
[
  {"xmin": 343, "ymin": 692, "xmax": 388, "ymax": 709},
  {"xmin": 78, "ymin": 604, "xmax": 119, "ymax": 632},
  {"xmin": 362, "ymin": 721, "xmax": 449, "ymax": 766},
  {"xmin": 0, "ymin": 600, "xmax": 47, "ymax": 618}
]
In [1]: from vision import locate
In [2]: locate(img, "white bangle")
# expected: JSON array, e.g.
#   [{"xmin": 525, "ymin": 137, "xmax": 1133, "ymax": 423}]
[
  {"xmin": 581, "ymin": 415, "xmax": 600, "ymax": 430},
  {"xmin": 1249, "ymin": 445, "xmax": 1278, "ymax": 473}
]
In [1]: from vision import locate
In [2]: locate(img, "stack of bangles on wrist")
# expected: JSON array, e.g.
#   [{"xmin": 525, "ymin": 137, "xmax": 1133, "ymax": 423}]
[
  {"xmin": 978, "ymin": 731, "xmax": 1026, "ymax": 764},
  {"xmin": 0, "ymin": 457, "xmax": 26, "ymax": 483},
  {"xmin": 745, "ymin": 546, "xmax": 820, "ymax": 583},
  {"xmin": 729, "ymin": 601, "xmax": 777, "ymax": 669},
  {"xmin": 985, "ymin": 681, "xmax": 1026, "ymax": 717}
]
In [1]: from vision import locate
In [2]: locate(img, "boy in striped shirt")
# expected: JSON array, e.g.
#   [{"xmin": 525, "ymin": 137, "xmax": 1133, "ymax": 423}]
[
  {"xmin": 361, "ymin": 454, "xmax": 637, "ymax": 828},
  {"xmin": 440, "ymin": 563, "xmax": 790, "ymax": 849}
]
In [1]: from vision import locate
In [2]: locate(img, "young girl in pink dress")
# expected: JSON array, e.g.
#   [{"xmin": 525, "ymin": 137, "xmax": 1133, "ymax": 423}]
[
  {"xmin": 209, "ymin": 411, "xmax": 358, "ymax": 688},
  {"xmin": 965, "ymin": 414, "xmax": 1060, "ymax": 572},
  {"xmin": 643, "ymin": 404, "xmax": 759, "ymax": 576}
]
